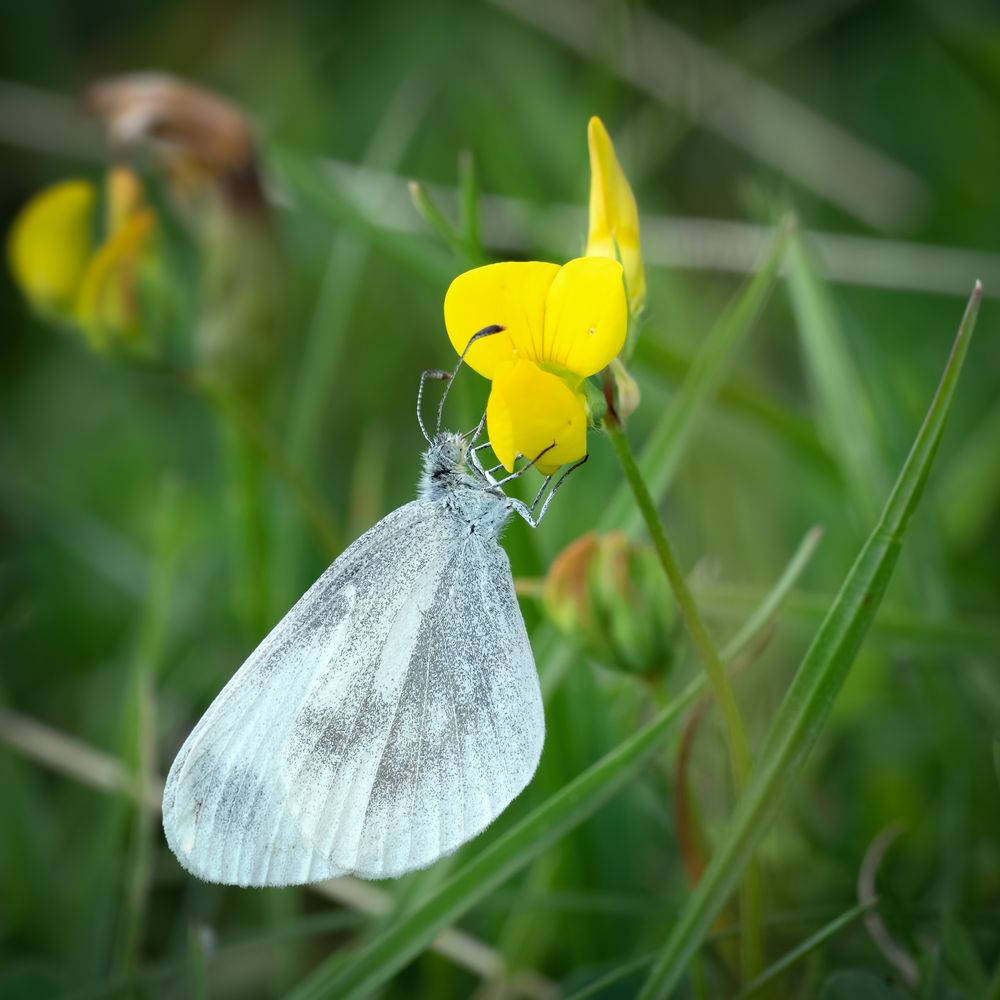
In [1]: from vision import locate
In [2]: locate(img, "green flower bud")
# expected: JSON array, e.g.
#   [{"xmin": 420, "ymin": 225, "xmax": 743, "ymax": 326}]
[{"xmin": 544, "ymin": 531, "xmax": 677, "ymax": 677}]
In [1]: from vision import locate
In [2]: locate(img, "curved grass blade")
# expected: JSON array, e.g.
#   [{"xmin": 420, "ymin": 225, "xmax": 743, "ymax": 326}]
[
  {"xmin": 284, "ymin": 675, "xmax": 708, "ymax": 1000},
  {"xmin": 733, "ymin": 900, "xmax": 874, "ymax": 1000},
  {"xmin": 637, "ymin": 283, "xmax": 982, "ymax": 999}
]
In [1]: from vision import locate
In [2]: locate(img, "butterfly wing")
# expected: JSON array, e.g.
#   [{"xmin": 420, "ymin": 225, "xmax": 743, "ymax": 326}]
[{"xmin": 162, "ymin": 498, "xmax": 543, "ymax": 886}]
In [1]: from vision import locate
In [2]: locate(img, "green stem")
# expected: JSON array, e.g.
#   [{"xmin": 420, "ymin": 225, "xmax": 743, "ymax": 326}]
[
  {"xmin": 409, "ymin": 181, "xmax": 484, "ymax": 265},
  {"xmin": 115, "ymin": 478, "xmax": 181, "ymax": 977},
  {"xmin": 218, "ymin": 400, "xmax": 270, "ymax": 636},
  {"xmin": 604, "ymin": 413, "xmax": 762, "ymax": 980},
  {"xmin": 217, "ymin": 392, "xmax": 340, "ymax": 556}
]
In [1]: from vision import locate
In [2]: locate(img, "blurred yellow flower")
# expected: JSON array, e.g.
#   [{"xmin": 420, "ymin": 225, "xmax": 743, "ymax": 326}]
[
  {"xmin": 444, "ymin": 256, "xmax": 627, "ymax": 474},
  {"xmin": 586, "ymin": 116, "xmax": 645, "ymax": 316},
  {"xmin": 7, "ymin": 167, "xmax": 157, "ymax": 351},
  {"xmin": 7, "ymin": 180, "xmax": 96, "ymax": 319}
]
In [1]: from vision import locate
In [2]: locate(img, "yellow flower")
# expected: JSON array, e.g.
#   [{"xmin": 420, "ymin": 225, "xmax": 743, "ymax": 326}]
[
  {"xmin": 444, "ymin": 256, "xmax": 627, "ymax": 475},
  {"xmin": 7, "ymin": 167, "xmax": 157, "ymax": 351},
  {"xmin": 586, "ymin": 116, "xmax": 645, "ymax": 316}
]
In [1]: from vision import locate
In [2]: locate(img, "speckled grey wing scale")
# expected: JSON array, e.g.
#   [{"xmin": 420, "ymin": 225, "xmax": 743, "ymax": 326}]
[{"xmin": 162, "ymin": 499, "xmax": 544, "ymax": 886}]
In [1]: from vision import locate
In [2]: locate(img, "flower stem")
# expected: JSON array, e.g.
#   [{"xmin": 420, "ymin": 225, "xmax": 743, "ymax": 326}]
[
  {"xmin": 604, "ymin": 413, "xmax": 762, "ymax": 980},
  {"xmin": 217, "ymin": 399, "xmax": 270, "ymax": 637}
]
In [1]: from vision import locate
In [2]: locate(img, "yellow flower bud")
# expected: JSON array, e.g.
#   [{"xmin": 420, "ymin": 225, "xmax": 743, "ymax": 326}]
[{"xmin": 586, "ymin": 116, "xmax": 646, "ymax": 316}]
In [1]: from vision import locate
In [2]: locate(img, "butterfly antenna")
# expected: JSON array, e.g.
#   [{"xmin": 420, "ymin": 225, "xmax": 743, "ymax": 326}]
[
  {"xmin": 462, "ymin": 409, "xmax": 488, "ymax": 444},
  {"xmin": 417, "ymin": 369, "xmax": 451, "ymax": 443},
  {"xmin": 436, "ymin": 324, "xmax": 505, "ymax": 433}
]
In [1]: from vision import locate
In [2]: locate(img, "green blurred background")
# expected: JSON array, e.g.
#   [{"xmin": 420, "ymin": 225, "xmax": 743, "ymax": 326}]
[{"xmin": 1, "ymin": 1, "xmax": 999, "ymax": 997}]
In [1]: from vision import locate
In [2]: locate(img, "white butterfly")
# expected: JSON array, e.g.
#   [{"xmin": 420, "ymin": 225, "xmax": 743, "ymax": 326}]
[{"xmin": 162, "ymin": 339, "xmax": 583, "ymax": 886}]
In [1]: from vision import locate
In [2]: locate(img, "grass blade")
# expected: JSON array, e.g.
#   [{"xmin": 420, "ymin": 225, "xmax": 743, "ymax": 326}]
[
  {"xmin": 271, "ymin": 147, "xmax": 455, "ymax": 286},
  {"xmin": 784, "ymin": 229, "xmax": 890, "ymax": 524},
  {"xmin": 284, "ymin": 675, "xmax": 708, "ymax": 1000},
  {"xmin": 734, "ymin": 900, "xmax": 874, "ymax": 999},
  {"xmin": 636, "ymin": 282, "xmax": 982, "ymax": 999},
  {"xmin": 719, "ymin": 526, "xmax": 824, "ymax": 662}
]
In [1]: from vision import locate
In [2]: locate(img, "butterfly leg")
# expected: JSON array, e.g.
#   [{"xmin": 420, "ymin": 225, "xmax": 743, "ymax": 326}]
[
  {"xmin": 469, "ymin": 442, "xmax": 500, "ymax": 486},
  {"xmin": 529, "ymin": 475, "xmax": 553, "ymax": 512},
  {"xmin": 534, "ymin": 455, "xmax": 588, "ymax": 522},
  {"xmin": 508, "ymin": 454, "xmax": 589, "ymax": 527},
  {"xmin": 492, "ymin": 443, "xmax": 556, "ymax": 488}
]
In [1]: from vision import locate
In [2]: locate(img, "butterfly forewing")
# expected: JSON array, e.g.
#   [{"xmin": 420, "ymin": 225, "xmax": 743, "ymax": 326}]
[{"xmin": 162, "ymin": 498, "xmax": 543, "ymax": 886}]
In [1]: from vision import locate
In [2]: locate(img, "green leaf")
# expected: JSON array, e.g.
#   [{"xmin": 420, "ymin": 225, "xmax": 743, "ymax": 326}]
[
  {"xmin": 636, "ymin": 283, "xmax": 982, "ymax": 999},
  {"xmin": 283, "ymin": 675, "xmax": 707, "ymax": 1000}
]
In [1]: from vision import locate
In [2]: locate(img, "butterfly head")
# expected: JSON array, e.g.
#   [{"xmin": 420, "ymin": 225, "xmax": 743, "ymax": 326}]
[
  {"xmin": 419, "ymin": 431, "xmax": 476, "ymax": 497},
  {"xmin": 418, "ymin": 431, "xmax": 513, "ymax": 535}
]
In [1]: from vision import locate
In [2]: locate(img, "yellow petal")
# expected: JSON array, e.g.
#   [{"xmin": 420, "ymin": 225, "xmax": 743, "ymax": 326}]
[
  {"xmin": 444, "ymin": 261, "xmax": 559, "ymax": 377},
  {"xmin": 75, "ymin": 209, "xmax": 156, "ymax": 350},
  {"xmin": 7, "ymin": 180, "xmax": 96, "ymax": 317},
  {"xmin": 585, "ymin": 116, "xmax": 646, "ymax": 314},
  {"xmin": 486, "ymin": 359, "xmax": 588, "ymax": 476},
  {"xmin": 542, "ymin": 256, "xmax": 627, "ymax": 377},
  {"xmin": 105, "ymin": 166, "xmax": 147, "ymax": 233}
]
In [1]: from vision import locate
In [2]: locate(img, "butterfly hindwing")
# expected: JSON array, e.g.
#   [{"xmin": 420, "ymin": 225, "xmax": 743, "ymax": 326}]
[{"xmin": 162, "ymin": 498, "xmax": 543, "ymax": 886}]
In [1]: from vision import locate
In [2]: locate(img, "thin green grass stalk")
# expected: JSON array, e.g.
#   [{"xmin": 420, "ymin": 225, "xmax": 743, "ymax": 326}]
[
  {"xmin": 219, "ymin": 410, "xmax": 270, "ymax": 636},
  {"xmin": 938, "ymin": 394, "xmax": 1000, "ymax": 548},
  {"xmin": 187, "ymin": 923, "xmax": 209, "ymax": 1000},
  {"xmin": 783, "ymin": 230, "xmax": 888, "ymax": 524},
  {"xmin": 271, "ymin": 148, "xmax": 454, "ymax": 286},
  {"xmin": 285, "ymin": 83, "xmax": 432, "ymax": 476},
  {"xmin": 115, "ymin": 479, "xmax": 181, "ymax": 979},
  {"xmin": 283, "ymin": 674, "xmax": 708, "ymax": 1000},
  {"xmin": 80, "ymin": 912, "xmax": 366, "ymax": 1000},
  {"xmin": 216, "ymin": 391, "xmax": 340, "ymax": 556},
  {"xmin": 409, "ymin": 181, "xmax": 484, "ymax": 266},
  {"xmin": 564, "ymin": 904, "xmax": 878, "ymax": 1000},
  {"xmin": 988, "ymin": 951, "xmax": 1000, "ymax": 1000},
  {"xmin": 697, "ymin": 585, "xmax": 1000, "ymax": 656},
  {"xmin": 458, "ymin": 149, "xmax": 484, "ymax": 260},
  {"xmin": 604, "ymin": 414, "xmax": 761, "ymax": 981},
  {"xmin": 636, "ymin": 283, "xmax": 982, "ymax": 999},
  {"xmin": 733, "ymin": 900, "xmax": 874, "ymax": 999},
  {"xmin": 632, "ymin": 336, "xmax": 832, "ymax": 472},
  {"xmin": 719, "ymin": 527, "xmax": 824, "ymax": 663},
  {"xmin": 275, "ymin": 86, "xmax": 432, "ymax": 600}
]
